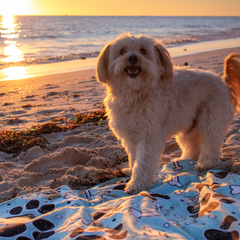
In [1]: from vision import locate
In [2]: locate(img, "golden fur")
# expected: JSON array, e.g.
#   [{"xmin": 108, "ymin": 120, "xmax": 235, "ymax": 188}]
[{"xmin": 96, "ymin": 33, "xmax": 240, "ymax": 194}]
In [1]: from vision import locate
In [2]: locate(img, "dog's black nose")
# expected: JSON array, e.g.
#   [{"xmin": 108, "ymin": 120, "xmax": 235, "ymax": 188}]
[{"xmin": 128, "ymin": 55, "xmax": 138, "ymax": 65}]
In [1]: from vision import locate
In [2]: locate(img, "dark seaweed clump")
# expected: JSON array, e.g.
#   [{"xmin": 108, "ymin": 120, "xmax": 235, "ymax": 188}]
[{"xmin": 0, "ymin": 110, "xmax": 106, "ymax": 156}]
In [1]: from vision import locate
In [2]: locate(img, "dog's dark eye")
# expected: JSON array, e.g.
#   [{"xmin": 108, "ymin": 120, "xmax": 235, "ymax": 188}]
[
  {"xmin": 139, "ymin": 48, "xmax": 146, "ymax": 55},
  {"xmin": 120, "ymin": 49, "xmax": 127, "ymax": 55}
]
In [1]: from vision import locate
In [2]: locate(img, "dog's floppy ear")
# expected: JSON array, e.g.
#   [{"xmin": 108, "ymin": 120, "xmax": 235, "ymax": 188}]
[
  {"xmin": 154, "ymin": 43, "xmax": 173, "ymax": 80},
  {"xmin": 96, "ymin": 44, "xmax": 111, "ymax": 83}
]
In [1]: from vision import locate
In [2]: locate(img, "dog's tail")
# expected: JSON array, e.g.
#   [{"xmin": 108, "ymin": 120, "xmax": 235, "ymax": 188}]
[{"xmin": 224, "ymin": 53, "xmax": 240, "ymax": 112}]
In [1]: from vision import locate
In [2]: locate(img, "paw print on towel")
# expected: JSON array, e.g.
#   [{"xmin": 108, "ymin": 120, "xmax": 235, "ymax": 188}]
[
  {"xmin": 172, "ymin": 161, "xmax": 183, "ymax": 171},
  {"xmin": 129, "ymin": 207, "xmax": 160, "ymax": 218},
  {"xmin": 230, "ymin": 185, "xmax": 240, "ymax": 195},
  {"xmin": 85, "ymin": 189, "xmax": 94, "ymax": 200},
  {"xmin": 168, "ymin": 176, "xmax": 183, "ymax": 188},
  {"xmin": 189, "ymin": 191, "xmax": 237, "ymax": 219},
  {"xmin": 0, "ymin": 218, "xmax": 55, "ymax": 239},
  {"xmin": 187, "ymin": 205, "xmax": 200, "ymax": 215},
  {"xmin": 6, "ymin": 199, "xmax": 56, "ymax": 219},
  {"xmin": 190, "ymin": 201, "xmax": 219, "ymax": 218},
  {"xmin": 0, "ymin": 223, "xmax": 28, "ymax": 238},
  {"xmin": 220, "ymin": 215, "xmax": 238, "ymax": 230},
  {"xmin": 204, "ymin": 229, "xmax": 239, "ymax": 240},
  {"xmin": 171, "ymin": 159, "xmax": 195, "ymax": 171},
  {"xmin": 204, "ymin": 215, "xmax": 239, "ymax": 240}
]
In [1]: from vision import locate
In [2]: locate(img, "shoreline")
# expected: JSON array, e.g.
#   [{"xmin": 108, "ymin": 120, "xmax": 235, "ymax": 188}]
[{"xmin": 0, "ymin": 37, "xmax": 239, "ymax": 82}]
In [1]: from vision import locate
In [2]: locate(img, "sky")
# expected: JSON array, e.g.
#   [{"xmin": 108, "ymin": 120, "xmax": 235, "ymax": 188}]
[{"xmin": 0, "ymin": 0, "xmax": 240, "ymax": 16}]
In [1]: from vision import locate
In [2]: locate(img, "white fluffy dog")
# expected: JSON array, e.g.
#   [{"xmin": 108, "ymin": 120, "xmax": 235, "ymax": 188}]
[{"xmin": 96, "ymin": 33, "xmax": 240, "ymax": 194}]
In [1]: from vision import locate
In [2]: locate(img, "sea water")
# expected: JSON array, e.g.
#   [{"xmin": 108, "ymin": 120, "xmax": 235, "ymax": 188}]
[{"xmin": 0, "ymin": 15, "xmax": 240, "ymax": 71}]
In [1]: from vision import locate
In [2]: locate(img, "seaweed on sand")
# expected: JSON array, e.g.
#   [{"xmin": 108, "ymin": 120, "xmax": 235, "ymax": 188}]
[
  {"xmin": 0, "ymin": 109, "xmax": 107, "ymax": 156},
  {"xmin": 0, "ymin": 123, "xmax": 64, "ymax": 155},
  {"xmin": 72, "ymin": 109, "xmax": 106, "ymax": 124}
]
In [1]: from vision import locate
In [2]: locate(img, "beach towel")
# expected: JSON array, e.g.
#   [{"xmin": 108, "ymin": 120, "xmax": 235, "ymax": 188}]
[{"xmin": 0, "ymin": 159, "xmax": 239, "ymax": 240}]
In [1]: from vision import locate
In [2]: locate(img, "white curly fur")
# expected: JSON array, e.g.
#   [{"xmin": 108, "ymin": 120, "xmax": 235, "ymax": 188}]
[{"xmin": 96, "ymin": 33, "xmax": 240, "ymax": 194}]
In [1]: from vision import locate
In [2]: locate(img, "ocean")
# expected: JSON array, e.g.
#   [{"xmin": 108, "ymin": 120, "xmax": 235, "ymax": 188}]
[{"xmin": 1, "ymin": 15, "xmax": 240, "ymax": 70}]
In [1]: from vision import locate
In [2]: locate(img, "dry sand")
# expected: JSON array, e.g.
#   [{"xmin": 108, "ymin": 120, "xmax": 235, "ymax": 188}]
[{"xmin": 0, "ymin": 47, "xmax": 240, "ymax": 203}]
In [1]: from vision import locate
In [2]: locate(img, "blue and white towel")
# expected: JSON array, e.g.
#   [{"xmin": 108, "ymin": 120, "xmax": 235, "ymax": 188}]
[{"xmin": 0, "ymin": 159, "xmax": 240, "ymax": 240}]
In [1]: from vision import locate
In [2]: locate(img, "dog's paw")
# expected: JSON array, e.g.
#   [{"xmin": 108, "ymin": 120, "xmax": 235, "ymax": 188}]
[
  {"xmin": 124, "ymin": 184, "xmax": 141, "ymax": 195},
  {"xmin": 124, "ymin": 180, "xmax": 137, "ymax": 194},
  {"xmin": 194, "ymin": 164, "xmax": 208, "ymax": 173},
  {"xmin": 121, "ymin": 167, "xmax": 132, "ymax": 177},
  {"xmin": 196, "ymin": 158, "xmax": 233, "ymax": 172},
  {"xmin": 124, "ymin": 180, "xmax": 153, "ymax": 195},
  {"xmin": 125, "ymin": 188, "xmax": 138, "ymax": 195}
]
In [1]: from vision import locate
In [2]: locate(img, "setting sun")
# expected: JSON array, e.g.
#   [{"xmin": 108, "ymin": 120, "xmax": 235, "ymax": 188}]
[
  {"xmin": 0, "ymin": 0, "xmax": 35, "ymax": 16},
  {"xmin": 0, "ymin": 0, "xmax": 240, "ymax": 16}
]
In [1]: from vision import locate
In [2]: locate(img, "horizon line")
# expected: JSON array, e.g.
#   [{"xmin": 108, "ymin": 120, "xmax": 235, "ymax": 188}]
[{"xmin": 1, "ymin": 14, "xmax": 240, "ymax": 17}]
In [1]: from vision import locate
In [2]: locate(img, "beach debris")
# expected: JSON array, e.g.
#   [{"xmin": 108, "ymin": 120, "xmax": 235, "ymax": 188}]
[
  {"xmin": 25, "ymin": 95, "xmax": 37, "ymax": 99},
  {"xmin": 21, "ymin": 104, "xmax": 36, "ymax": 108},
  {"xmin": 73, "ymin": 109, "xmax": 106, "ymax": 125},
  {"xmin": 3, "ymin": 103, "xmax": 14, "ymax": 106},
  {"xmin": 183, "ymin": 62, "xmax": 189, "ymax": 66},
  {"xmin": 52, "ymin": 117, "xmax": 66, "ymax": 122},
  {"xmin": 0, "ymin": 128, "xmax": 48, "ymax": 155},
  {"xmin": 73, "ymin": 94, "xmax": 81, "ymax": 98},
  {"xmin": 0, "ymin": 109, "xmax": 107, "ymax": 156},
  {"xmin": 0, "ymin": 122, "xmax": 71, "ymax": 155},
  {"xmin": 7, "ymin": 117, "xmax": 25, "ymax": 124},
  {"xmin": 43, "ymin": 111, "xmax": 51, "ymax": 115},
  {"xmin": 183, "ymin": 48, "xmax": 187, "ymax": 51},
  {"xmin": 47, "ymin": 92, "xmax": 59, "ymax": 97}
]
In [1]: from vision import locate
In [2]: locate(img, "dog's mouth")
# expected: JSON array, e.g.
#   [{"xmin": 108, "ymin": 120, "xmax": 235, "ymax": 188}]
[{"xmin": 124, "ymin": 66, "xmax": 141, "ymax": 78}]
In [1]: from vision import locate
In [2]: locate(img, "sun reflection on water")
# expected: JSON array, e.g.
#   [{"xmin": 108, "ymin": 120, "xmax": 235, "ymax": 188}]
[
  {"xmin": 1, "ymin": 14, "xmax": 19, "ymax": 38},
  {"xmin": 2, "ymin": 66, "xmax": 28, "ymax": 80},
  {"xmin": 2, "ymin": 40, "xmax": 24, "ymax": 62},
  {"xmin": 0, "ymin": 14, "xmax": 26, "ymax": 79}
]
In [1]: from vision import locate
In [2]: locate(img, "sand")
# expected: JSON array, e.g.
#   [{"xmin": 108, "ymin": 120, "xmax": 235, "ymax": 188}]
[{"xmin": 0, "ymin": 47, "xmax": 240, "ymax": 203}]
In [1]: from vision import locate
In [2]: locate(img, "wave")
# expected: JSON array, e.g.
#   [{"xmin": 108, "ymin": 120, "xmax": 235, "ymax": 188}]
[
  {"xmin": 0, "ymin": 52, "xmax": 100, "ymax": 70},
  {"xmin": 158, "ymin": 28, "xmax": 240, "ymax": 47}
]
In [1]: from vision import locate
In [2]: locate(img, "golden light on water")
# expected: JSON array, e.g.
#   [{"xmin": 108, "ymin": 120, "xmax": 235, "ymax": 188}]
[
  {"xmin": 1, "ymin": 14, "xmax": 18, "ymax": 38},
  {"xmin": 2, "ymin": 66, "xmax": 28, "ymax": 80},
  {"xmin": 0, "ymin": 13, "xmax": 27, "ymax": 80},
  {"xmin": 2, "ymin": 40, "xmax": 24, "ymax": 62},
  {"xmin": 0, "ymin": 14, "xmax": 25, "ymax": 72}
]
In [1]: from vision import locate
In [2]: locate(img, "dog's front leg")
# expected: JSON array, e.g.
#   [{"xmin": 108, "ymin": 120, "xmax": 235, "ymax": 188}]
[
  {"xmin": 125, "ymin": 134, "xmax": 166, "ymax": 194},
  {"xmin": 122, "ymin": 142, "xmax": 136, "ymax": 177}
]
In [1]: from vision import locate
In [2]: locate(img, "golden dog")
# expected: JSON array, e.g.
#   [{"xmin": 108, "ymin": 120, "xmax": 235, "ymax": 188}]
[{"xmin": 96, "ymin": 33, "xmax": 240, "ymax": 194}]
